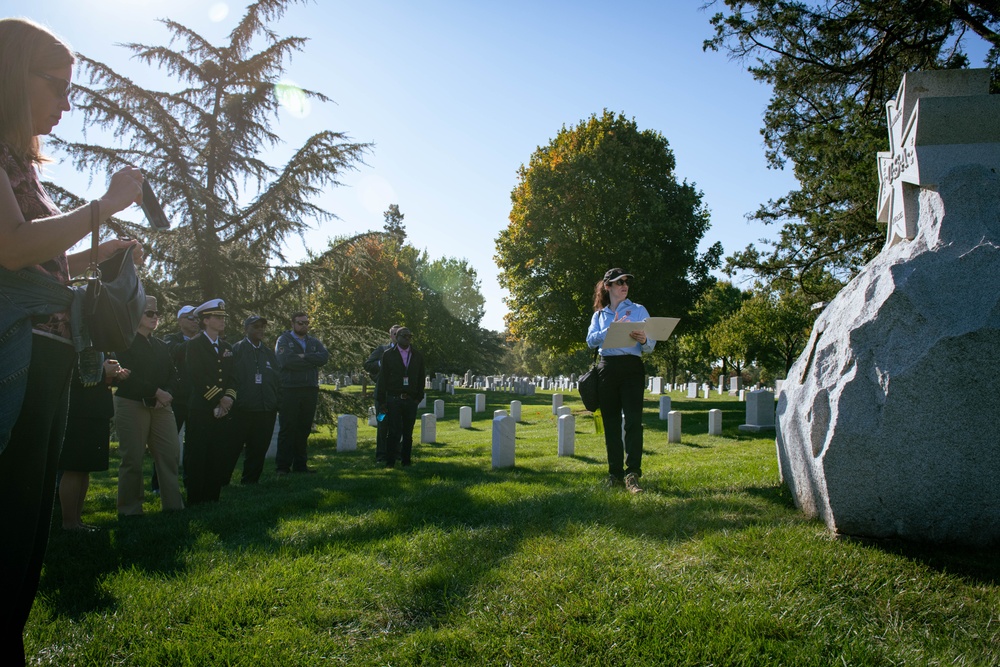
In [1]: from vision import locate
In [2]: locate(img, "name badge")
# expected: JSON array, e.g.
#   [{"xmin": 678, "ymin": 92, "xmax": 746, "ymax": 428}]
[
  {"xmin": 402, "ymin": 377, "xmax": 409, "ymax": 387},
  {"xmin": 255, "ymin": 373, "xmax": 263, "ymax": 384}
]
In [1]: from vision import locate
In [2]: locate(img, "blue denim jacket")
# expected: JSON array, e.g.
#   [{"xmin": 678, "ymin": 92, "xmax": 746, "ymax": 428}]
[{"xmin": 0, "ymin": 266, "xmax": 97, "ymax": 453}]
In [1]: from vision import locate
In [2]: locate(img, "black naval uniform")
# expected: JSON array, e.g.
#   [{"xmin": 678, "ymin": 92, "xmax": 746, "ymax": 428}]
[{"xmin": 183, "ymin": 332, "xmax": 237, "ymax": 505}]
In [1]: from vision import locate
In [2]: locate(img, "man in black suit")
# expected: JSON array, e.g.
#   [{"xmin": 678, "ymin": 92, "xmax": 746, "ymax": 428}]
[
  {"xmin": 363, "ymin": 324, "xmax": 400, "ymax": 463},
  {"xmin": 226, "ymin": 315, "xmax": 280, "ymax": 484},
  {"xmin": 183, "ymin": 299, "xmax": 237, "ymax": 504},
  {"xmin": 375, "ymin": 327, "xmax": 425, "ymax": 468}
]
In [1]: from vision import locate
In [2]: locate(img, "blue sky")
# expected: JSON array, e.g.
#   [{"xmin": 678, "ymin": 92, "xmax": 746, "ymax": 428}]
[{"xmin": 11, "ymin": 0, "xmax": 802, "ymax": 331}]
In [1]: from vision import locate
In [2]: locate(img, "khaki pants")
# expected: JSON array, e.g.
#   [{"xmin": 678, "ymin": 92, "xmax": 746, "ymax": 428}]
[{"xmin": 114, "ymin": 396, "xmax": 184, "ymax": 514}]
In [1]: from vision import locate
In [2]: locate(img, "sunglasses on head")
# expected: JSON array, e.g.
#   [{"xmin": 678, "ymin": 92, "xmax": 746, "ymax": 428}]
[{"xmin": 144, "ymin": 310, "xmax": 160, "ymax": 318}]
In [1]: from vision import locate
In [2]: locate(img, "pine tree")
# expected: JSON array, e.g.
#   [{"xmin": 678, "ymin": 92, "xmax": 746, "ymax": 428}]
[{"xmin": 51, "ymin": 0, "xmax": 370, "ymax": 319}]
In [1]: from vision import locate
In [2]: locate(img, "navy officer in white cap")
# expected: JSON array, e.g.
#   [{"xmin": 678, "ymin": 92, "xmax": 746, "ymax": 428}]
[{"xmin": 183, "ymin": 299, "xmax": 237, "ymax": 504}]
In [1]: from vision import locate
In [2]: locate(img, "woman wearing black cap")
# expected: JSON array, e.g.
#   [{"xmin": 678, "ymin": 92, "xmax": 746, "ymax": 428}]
[{"xmin": 586, "ymin": 268, "xmax": 656, "ymax": 493}]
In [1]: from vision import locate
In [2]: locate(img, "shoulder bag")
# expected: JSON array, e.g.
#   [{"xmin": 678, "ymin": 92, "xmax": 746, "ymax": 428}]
[
  {"xmin": 83, "ymin": 201, "xmax": 146, "ymax": 352},
  {"xmin": 578, "ymin": 349, "xmax": 600, "ymax": 412}
]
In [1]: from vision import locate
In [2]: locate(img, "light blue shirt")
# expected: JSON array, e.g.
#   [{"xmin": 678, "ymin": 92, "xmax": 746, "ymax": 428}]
[{"xmin": 586, "ymin": 299, "xmax": 656, "ymax": 357}]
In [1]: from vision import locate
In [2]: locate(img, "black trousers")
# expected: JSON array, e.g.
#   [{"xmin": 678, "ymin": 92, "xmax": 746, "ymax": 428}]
[
  {"xmin": 385, "ymin": 395, "xmax": 418, "ymax": 466},
  {"xmin": 276, "ymin": 386, "xmax": 319, "ymax": 472},
  {"xmin": 183, "ymin": 408, "xmax": 230, "ymax": 505},
  {"xmin": 226, "ymin": 409, "xmax": 277, "ymax": 484},
  {"xmin": 0, "ymin": 336, "xmax": 75, "ymax": 666},
  {"xmin": 597, "ymin": 355, "xmax": 645, "ymax": 479}
]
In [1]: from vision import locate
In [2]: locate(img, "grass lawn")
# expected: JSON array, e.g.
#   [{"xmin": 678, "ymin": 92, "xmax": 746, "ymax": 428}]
[{"xmin": 28, "ymin": 388, "xmax": 999, "ymax": 666}]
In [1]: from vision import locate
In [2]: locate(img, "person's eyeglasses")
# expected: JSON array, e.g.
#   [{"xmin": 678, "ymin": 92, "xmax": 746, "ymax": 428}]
[
  {"xmin": 183, "ymin": 315, "xmax": 198, "ymax": 322},
  {"xmin": 294, "ymin": 320, "xmax": 309, "ymax": 325},
  {"xmin": 609, "ymin": 279, "xmax": 630, "ymax": 287},
  {"xmin": 144, "ymin": 310, "xmax": 160, "ymax": 318},
  {"xmin": 32, "ymin": 71, "xmax": 72, "ymax": 99}
]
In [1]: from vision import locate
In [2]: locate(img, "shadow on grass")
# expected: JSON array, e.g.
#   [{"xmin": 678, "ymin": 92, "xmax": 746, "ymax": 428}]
[{"xmin": 40, "ymin": 435, "xmax": 794, "ymax": 623}]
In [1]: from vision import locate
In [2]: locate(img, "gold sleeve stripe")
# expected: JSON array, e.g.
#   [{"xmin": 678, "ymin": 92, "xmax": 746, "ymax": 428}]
[
  {"xmin": 225, "ymin": 389, "xmax": 237, "ymax": 399},
  {"xmin": 204, "ymin": 386, "xmax": 222, "ymax": 400}
]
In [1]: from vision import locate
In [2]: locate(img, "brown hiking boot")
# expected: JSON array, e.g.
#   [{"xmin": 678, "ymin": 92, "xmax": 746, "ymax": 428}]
[{"xmin": 624, "ymin": 472, "xmax": 643, "ymax": 494}]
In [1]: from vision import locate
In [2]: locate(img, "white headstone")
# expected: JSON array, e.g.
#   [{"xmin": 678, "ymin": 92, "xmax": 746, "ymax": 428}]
[
  {"xmin": 651, "ymin": 377, "xmax": 663, "ymax": 394},
  {"xmin": 420, "ymin": 413, "xmax": 436, "ymax": 444},
  {"xmin": 552, "ymin": 393, "xmax": 564, "ymax": 414},
  {"xmin": 557, "ymin": 414, "xmax": 575, "ymax": 457},
  {"xmin": 491, "ymin": 415, "xmax": 516, "ymax": 469},
  {"xmin": 686, "ymin": 382, "xmax": 697, "ymax": 399},
  {"xmin": 667, "ymin": 411, "xmax": 682, "ymax": 443},
  {"xmin": 708, "ymin": 409, "xmax": 722, "ymax": 436},
  {"xmin": 658, "ymin": 395, "xmax": 672, "ymax": 420},
  {"xmin": 417, "ymin": 396, "xmax": 427, "ymax": 409},
  {"xmin": 264, "ymin": 420, "xmax": 275, "ymax": 458},
  {"xmin": 336, "ymin": 414, "xmax": 358, "ymax": 452},
  {"xmin": 433, "ymin": 399, "xmax": 445, "ymax": 419},
  {"xmin": 494, "ymin": 409, "xmax": 507, "ymax": 419},
  {"xmin": 740, "ymin": 390, "xmax": 776, "ymax": 432},
  {"xmin": 510, "ymin": 400, "xmax": 521, "ymax": 422},
  {"xmin": 556, "ymin": 406, "xmax": 572, "ymax": 417},
  {"xmin": 475, "ymin": 393, "xmax": 486, "ymax": 413},
  {"xmin": 739, "ymin": 389, "xmax": 745, "ymax": 402},
  {"xmin": 459, "ymin": 406, "xmax": 472, "ymax": 429}
]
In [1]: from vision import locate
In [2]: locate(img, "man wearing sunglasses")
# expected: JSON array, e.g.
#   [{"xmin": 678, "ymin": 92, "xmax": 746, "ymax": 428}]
[{"xmin": 274, "ymin": 312, "xmax": 329, "ymax": 475}]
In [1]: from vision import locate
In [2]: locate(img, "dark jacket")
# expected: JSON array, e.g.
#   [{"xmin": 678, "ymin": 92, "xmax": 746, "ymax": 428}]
[
  {"xmin": 185, "ymin": 333, "xmax": 237, "ymax": 410},
  {"xmin": 161, "ymin": 331, "xmax": 193, "ymax": 408},
  {"xmin": 231, "ymin": 337, "xmax": 280, "ymax": 412},
  {"xmin": 274, "ymin": 330, "xmax": 329, "ymax": 388},
  {"xmin": 116, "ymin": 332, "xmax": 176, "ymax": 404},
  {"xmin": 376, "ymin": 345, "xmax": 425, "ymax": 405}
]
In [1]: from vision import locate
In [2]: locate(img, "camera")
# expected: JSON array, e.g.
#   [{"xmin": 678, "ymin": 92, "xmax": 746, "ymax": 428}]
[{"xmin": 140, "ymin": 180, "xmax": 171, "ymax": 230}]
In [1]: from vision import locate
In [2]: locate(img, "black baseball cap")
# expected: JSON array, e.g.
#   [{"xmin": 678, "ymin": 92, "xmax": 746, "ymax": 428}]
[
  {"xmin": 244, "ymin": 315, "xmax": 268, "ymax": 329},
  {"xmin": 603, "ymin": 268, "xmax": 633, "ymax": 283}
]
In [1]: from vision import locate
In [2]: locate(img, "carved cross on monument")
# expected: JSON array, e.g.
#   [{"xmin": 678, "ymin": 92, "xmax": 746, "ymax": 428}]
[{"xmin": 876, "ymin": 69, "xmax": 1000, "ymax": 248}]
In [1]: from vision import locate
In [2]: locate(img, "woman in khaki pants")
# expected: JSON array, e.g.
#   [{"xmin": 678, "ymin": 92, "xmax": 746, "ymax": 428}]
[{"xmin": 113, "ymin": 296, "xmax": 185, "ymax": 515}]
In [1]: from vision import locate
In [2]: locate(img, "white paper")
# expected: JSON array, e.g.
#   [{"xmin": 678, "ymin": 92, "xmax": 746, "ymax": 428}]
[{"xmin": 602, "ymin": 317, "xmax": 680, "ymax": 349}]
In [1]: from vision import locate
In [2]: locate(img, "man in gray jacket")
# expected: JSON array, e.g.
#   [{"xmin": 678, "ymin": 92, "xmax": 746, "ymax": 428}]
[{"xmin": 274, "ymin": 312, "xmax": 329, "ymax": 474}]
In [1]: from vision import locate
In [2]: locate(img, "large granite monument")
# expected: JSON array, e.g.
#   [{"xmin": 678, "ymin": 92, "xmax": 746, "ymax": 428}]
[{"xmin": 776, "ymin": 69, "xmax": 1000, "ymax": 546}]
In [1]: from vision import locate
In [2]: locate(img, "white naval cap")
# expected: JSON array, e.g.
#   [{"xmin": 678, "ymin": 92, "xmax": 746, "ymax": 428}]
[{"xmin": 194, "ymin": 298, "xmax": 226, "ymax": 317}]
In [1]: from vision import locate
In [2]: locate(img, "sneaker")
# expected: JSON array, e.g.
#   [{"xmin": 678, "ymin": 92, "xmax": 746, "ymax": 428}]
[
  {"xmin": 624, "ymin": 472, "xmax": 644, "ymax": 494},
  {"xmin": 604, "ymin": 474, "xmax": 624, "ymax": 489}
]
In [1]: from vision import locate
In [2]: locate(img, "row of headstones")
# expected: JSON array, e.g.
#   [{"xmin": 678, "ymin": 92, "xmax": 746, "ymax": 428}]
[
  {"xmin": 641, "ymin": 379, "xmax": 782, "ymax": 399},
  {"xmin": 329, "ymin": 390, "xmax": 777, "ymax": 472}
]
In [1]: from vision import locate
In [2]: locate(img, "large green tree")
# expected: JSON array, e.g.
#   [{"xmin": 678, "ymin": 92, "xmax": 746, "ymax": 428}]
[
  {"xmin": 704, "ymin": 0, "xmax": 1000, "ymax": 298},
  {"xmin": 50, "ymin": 0, "xmax": 369, "ymax": 320},
  {"xmin": 495, "ymin": 110, "xmax": 721, "ymax": 352}
]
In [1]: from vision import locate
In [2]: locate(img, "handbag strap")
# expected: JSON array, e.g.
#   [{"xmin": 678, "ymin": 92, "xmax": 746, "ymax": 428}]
[{"xmin": 87, "ymin": 201, "xmax": 101, "ymax": 280}]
